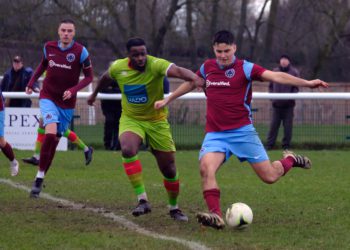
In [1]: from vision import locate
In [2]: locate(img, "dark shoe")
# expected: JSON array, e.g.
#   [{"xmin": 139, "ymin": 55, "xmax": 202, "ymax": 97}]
[
  {"xmin": 84, "ymin": 146, "xmax": 93, "ymax": 166},
  {"xmin": 29, "ymin": 178, "xmax": 44, "ymax": 198},
  {"xmin": 196, "ymin": 212, "xmax": 225, "ymax": 229},
  {"xmin": 283, "ymin": 151, "xmax": 312, "ymax": 169},
  {"xmin": 132, "ymin": 199, "xmax": 151, "ymax": 216},
  {"xmin": 170, "ymin": 209, "xmax": 188, "ymax": 222},
  {"xmin": 22, "ymin": 156, "xmax": 39, "ymax": 166}
]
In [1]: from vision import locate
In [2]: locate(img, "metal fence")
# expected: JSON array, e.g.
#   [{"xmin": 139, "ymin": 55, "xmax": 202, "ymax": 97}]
[{"xmin": 4, "ymin": 91, "xmax": 350, "ymax": 150}]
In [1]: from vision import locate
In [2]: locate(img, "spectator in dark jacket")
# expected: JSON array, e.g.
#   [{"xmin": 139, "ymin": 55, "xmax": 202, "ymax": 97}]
[
  {"xmin": 1, "ymin": 56, "xmax": 39, "ymax": 107},
  {"xmin": 266, "ymin": 55, "xmax": 299, "ymax": 151},
  {"xmin": 100, "ymin": 80, "xmax": 122, "ymax": 150}
]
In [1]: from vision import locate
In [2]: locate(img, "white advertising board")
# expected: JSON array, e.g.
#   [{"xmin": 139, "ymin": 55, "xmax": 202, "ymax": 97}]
[{"xmin": 4, "ymin": 108, "xmax": 67, "ymax": 151}]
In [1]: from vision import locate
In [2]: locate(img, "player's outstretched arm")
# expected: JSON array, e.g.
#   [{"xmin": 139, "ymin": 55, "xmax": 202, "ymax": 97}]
[
  {"xmin": 88, "ymin": 70, "xmax": 114, "ymax": 106},
  {"xmin": 167, "ymin": 64, "xmax": 203, "ymax": 88},
  {"xmin": 261, "ymin": 70, "xmax": 329, "ymax": 89},
  {"xmin": 154, "ymin": 80, "xmax": 202, "ymax": 110}
]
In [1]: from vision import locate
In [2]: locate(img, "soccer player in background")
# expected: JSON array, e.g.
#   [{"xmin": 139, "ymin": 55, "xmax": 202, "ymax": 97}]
[
  {"xmin": 26, "ymin": 19, "xmax": 93, "ymax": 198},
  {"xmin": 0, "ymin": 90, "xmax": 19, "ymax": 176},
  {"xmin": 88, "ymin": 37, "xmax": 202, "ymax": 221},
  {"xmin": 22, "ymin": 118, "xmax": 93, "ymax": 166},
  {"xmin": 155, "ymin": 30, "xmax": 329, "ymax": 229}
]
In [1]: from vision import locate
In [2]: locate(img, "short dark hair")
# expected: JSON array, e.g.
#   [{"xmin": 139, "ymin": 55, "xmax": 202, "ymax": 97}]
[
  {"xmin": 126, "ymin": 37, "xmax": 146, "ymax": 52},
  {"xmin": 59, "ymin": 19, "xmax": 75, "ymax": 26},
  {"xmin": 212, "ymin": 30, "xmax": 235, "ymax": 45},
  {"xmin": 280, "ymin": 54, "xmax": 291, "ymax": 61}
]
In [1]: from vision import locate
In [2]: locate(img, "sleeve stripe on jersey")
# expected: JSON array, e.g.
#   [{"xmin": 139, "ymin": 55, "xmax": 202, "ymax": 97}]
[
  {"xmin": 243, "ymin": 60, "xmax": 253, "ymax": 81},
  {"xmin": 165, "ymin": 63, "xmax": 174, "ymax": 76},
  {"xmin": 80, "ymin": 47, "xmax": 89, "ymax": 64},
  {"xmin": 199, "ymin": 64, "xmax": 206, "ymax": 79},
  {"xmin": 43, "ymin": 46, "xmax": 47, "ymax": 59}
]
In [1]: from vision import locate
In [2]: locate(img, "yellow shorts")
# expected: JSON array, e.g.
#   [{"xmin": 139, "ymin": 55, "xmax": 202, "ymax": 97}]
[{"xmin": 119, "ymin": 115, "xmax": 176, "ymax": 152}]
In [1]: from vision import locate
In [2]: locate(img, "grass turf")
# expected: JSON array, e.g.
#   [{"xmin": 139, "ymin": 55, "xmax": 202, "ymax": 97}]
[{"xmin": 1, "ymin": 150, "xmax": 349, "ymax": 249}]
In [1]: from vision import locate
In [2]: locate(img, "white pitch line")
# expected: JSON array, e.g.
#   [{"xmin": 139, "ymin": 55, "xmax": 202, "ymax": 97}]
[{"xmin": 0, "ymin": 178, "xmax": 210, "ymax": 250}]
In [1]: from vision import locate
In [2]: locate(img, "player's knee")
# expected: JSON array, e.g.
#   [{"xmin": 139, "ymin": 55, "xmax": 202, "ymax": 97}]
[
  {"xmin": 260, "ymin": 175, "xmax": 278, "ymax": 184},
  {"xmin": 121, "ymin": 145, "xmax": 138, "ymax": 158}
]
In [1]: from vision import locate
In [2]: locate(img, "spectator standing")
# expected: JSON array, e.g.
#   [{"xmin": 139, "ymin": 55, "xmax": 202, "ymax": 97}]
[
  {"xmin": 1, "ymin": 55, "xmax": 39, "ymax": 107},
  {"xmin": 100, "ymin": 80, "xmax": 122, "ymax": 150},
  {"xmin": 266, "ymin": 55, "xmax": 300, "ymax": 150}
]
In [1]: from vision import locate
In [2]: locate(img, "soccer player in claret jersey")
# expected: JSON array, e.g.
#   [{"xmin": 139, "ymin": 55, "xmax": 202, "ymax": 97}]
[
  {"xmin": 155, "ymin": 30, "xmax": 329, "ymax": 229},
  {"xmin": 0, "ymin": 90, "xmax": 19, "ymax": 176},
  {"xmin": 26, "ymin": 19, "xmax": 93, "ymax": 198},
  {"xmin": 88, "ymin": 37, "xmax": 202, "ymax": 221}
]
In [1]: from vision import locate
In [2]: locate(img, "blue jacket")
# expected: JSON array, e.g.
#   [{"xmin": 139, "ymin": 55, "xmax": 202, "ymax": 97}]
[{"xmin": 1, "ymin": 67, "xmax": 39, "ymax": 107}]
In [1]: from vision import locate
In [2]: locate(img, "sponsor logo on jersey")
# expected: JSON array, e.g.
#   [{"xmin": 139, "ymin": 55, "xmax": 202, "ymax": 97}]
[
  {"xmin": 49, "ymin": 60, "xmax": 72, "ymax": 69},
  {"xmin": 48, "ymin": 54, "xmax": 56, "ymax": 56},
  {"xmin": 66, "ymin": 53, "xmax": 75, "ymax": 62},
  {"xmin": 121, "ymin": 71, "xmax": 127, "ymax": 76},
  {"xmin": 225, "ymin": 68, "xmax": 235, "ymax": 78},
  {"xmin": 124, "ymin": 85, "xmax": 148, "ymax": 104},
  {"xmin": 206, "ymin": 79, "xmax": 230, "ymax": 88}
]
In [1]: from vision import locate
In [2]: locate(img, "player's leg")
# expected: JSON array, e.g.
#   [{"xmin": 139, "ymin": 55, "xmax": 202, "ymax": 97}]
[
  {"xmin": 63, "ymin": 129, "xmax": 93, "ymax": 165},
  {"xmin": 152, "ymin": 150, "xmax": 188, "ymax": 221},
  {"xmin": 120, "ymin": 131, "xmax": 150, "ymax": 216},
  {"xmin": 147, "ymin": 118, "xmax": 188, "ymax": 221},
  {"xmin": 196, "ymin": 152, "xmax": 226, "ymax": 229},
  {"xmin": 0, "ymin": 110, "xmax": 19, "ymax": 176},
  {"xmin": 195, "ymin": 131, "xmax": 228, "ymax": 229},
  {"xmin": 22, "ymin": 118, "xmax": 44, "ymax": 166},
  {"xmin": 245, "ymin": 126, "xmax": 311, "ymax": 183},
  {"xmin": 266, "ymin": 108, "xmax": 282, "ymax": 150},
  {"xmin": 30, "ymin": 122, "xmax": 59, "ymax": 198},
  {"xmin": 119, "ymin": 116, "xmax": 149, "ymax": 216},
  {"xmin": 30, "ymin": 100, "xmax": 70, "ymax": 198}
]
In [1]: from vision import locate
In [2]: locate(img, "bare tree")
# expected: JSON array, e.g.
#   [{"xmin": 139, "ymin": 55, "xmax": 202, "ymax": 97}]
[
  {"xmin": 262, "ymin": 0, "xmax": 279, "ymax": 62},
  {"xmin": 186, "ymin": 0, "xmax": 196, "ymax": 66},
  {"xmin": 236, "ymin": 0, "xmax": 248, "ymax": 56},
  {"xmin": 150, "ymin": 0, "xmax": 182, "ymax": 55}
]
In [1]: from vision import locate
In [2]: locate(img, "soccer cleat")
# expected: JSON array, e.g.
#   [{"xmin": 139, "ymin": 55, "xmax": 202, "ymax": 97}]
[
  {"xmin": 10, "ymin": 159, "xmax": 19, "ymax": 176},
  {"xmin": 29, "ymin": 178, "xmax": 44, "ymax": 198},
  {"xmin": 84, "ymin": 146, "xmax": 94, "ymax": 166},
  {"xmin": 169, "ymin": 209, "xmax": 189, "ymax": 222},
  {"xmin": 283, "ymin": 151, "xmax": 312, "ymax": 169},
  {"xmin": 132, "ymin": 199, "xmax": 151, "ymax": 216},
  {"xmin": 22, "ymin": 156, "xmax": 39, "ymax": 166},
  {"xmin": 196, "ymin": 212, "xmax": 225, "ymax": 230}
]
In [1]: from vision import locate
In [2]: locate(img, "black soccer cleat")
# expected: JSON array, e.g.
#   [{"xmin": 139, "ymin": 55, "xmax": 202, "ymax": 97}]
[
  {"xmin": 132, "ymin": 199, "xmax": 151, "ymax": 217},
  {"xmin": 283, "ymin": 151, "xmax": 312, "ymax": 169},
  {"xmin": 22, "ymin": 156, "xmax": 39, "ymax": 166},
  {"xmin": 169, "ymin": 209, "xmax": 189, "ymax": 222},
  {"xmin": 29, "ymin": 178, "xmax": 44, "ymax": 198},
  {"xmin": 84, "ymin": 146, "xmax": 94, "ymax": 166},
  {"xmin": 196, "ymin": 212, "xmax": 225, "ymax": 230}
]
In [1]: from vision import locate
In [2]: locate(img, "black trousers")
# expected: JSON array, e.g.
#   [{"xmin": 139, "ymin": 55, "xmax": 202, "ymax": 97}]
[
  {"xmin": 266, "ymin": 106, "xmax": 294, "ymax": 149},
  {"xmin": 102, "ymin": 99, "xmax": 122, "ymax": 150}
]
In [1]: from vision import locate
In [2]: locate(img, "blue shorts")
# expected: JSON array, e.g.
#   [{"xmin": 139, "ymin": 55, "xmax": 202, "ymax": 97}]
[
  {"xmin": 40, "ymin": 99, "xmax": 74, "ymax": 135},
  {"xmin": 199, "ymin": 124, "xmax": 269, "ymax": 163},
  {"xmin": 0, "ymin": 111, "xmax": 4, "ymax": 137}
]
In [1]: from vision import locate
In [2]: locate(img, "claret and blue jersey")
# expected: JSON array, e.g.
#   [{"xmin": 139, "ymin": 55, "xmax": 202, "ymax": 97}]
[
  {"xmin": 40, "ymin": 40, "xmax": 91, "ymax": 109},
  {"xmin": 197, "ymin": 58, "xmax": 266, "ymax": 132}
]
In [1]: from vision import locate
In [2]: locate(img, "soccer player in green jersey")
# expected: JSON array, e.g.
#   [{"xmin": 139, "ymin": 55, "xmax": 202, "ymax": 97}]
[{"xmin": 88, "ymin": 37, "xmax": 201, "ymax": 221}]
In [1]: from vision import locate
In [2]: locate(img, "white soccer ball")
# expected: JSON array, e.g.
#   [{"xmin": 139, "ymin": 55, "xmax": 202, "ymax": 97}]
[{"xmin": 225, "ymin": 202, "xmax": 253, "ymax": 229}]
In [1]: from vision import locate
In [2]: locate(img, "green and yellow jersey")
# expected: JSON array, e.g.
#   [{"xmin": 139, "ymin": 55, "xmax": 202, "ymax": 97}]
[{"xmin": 109, "ymin": 55, "xmax": 172, "ymax": 121}]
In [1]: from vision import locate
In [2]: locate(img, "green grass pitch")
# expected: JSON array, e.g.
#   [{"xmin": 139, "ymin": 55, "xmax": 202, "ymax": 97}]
[{"xmin": 1, "ymin": 150, "xmax": 349, "ymax": 249}]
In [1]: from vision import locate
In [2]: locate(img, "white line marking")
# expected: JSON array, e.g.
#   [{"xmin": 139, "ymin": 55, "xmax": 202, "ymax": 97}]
[{"xmin": 0, "ymin": 178, "xmax": 210, "ymax": 250}]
